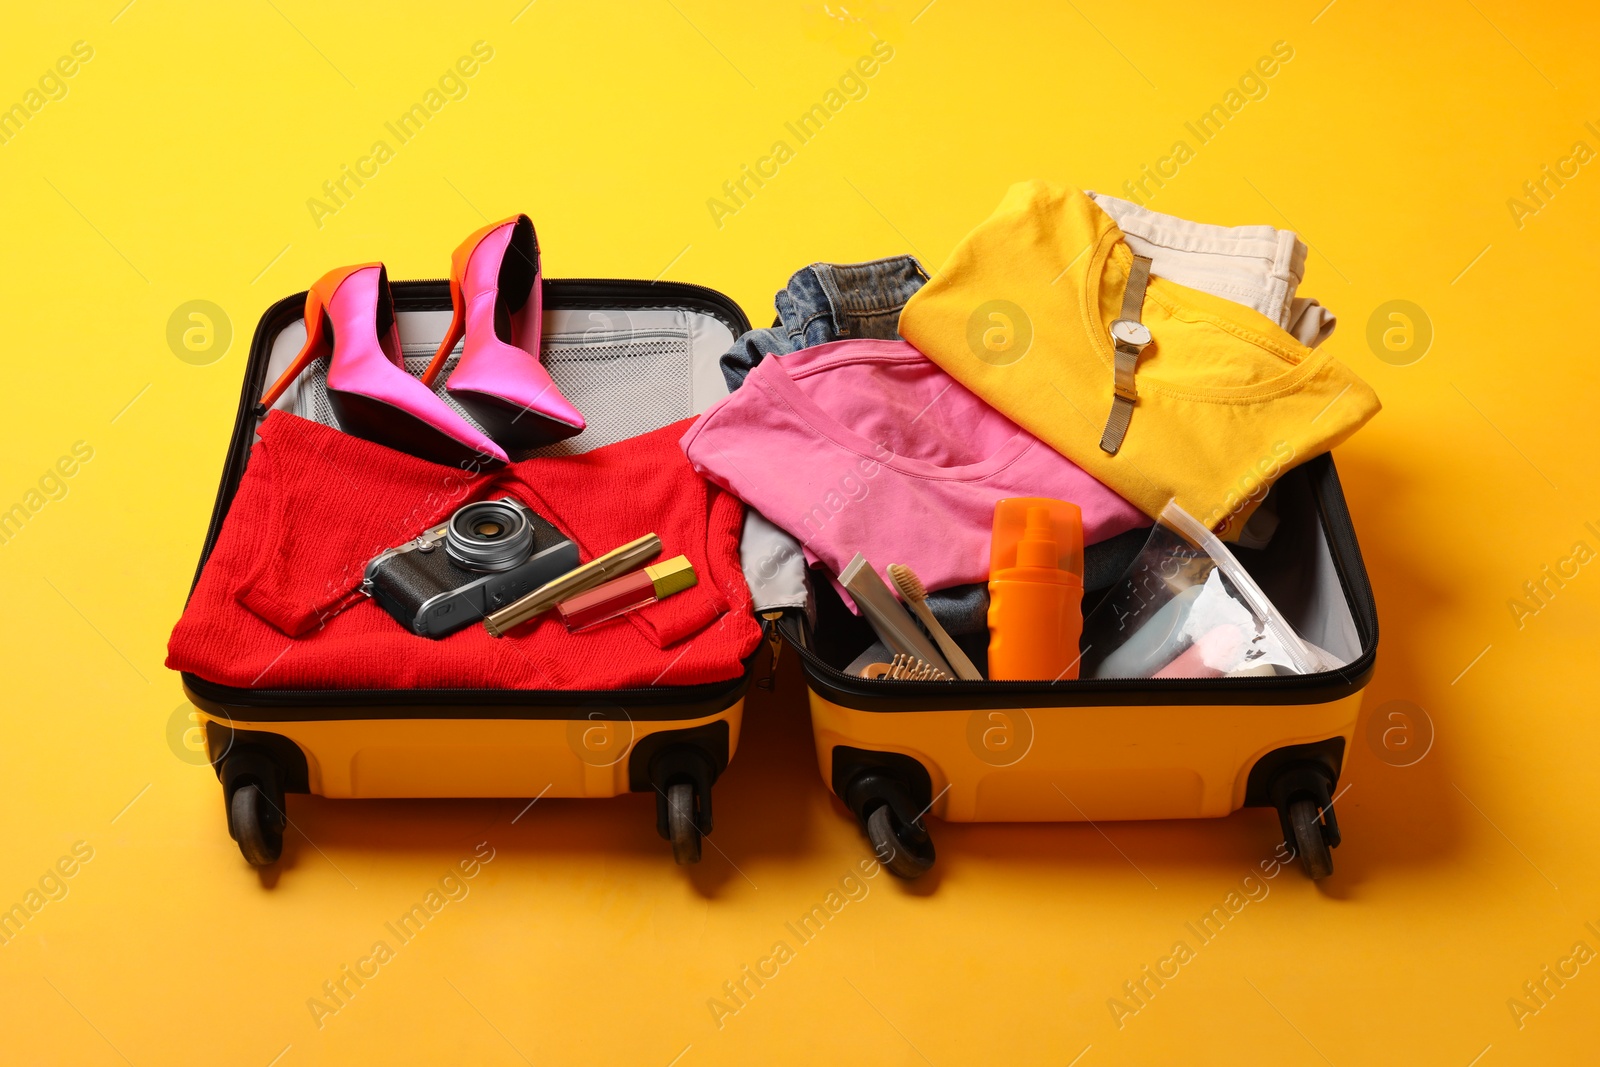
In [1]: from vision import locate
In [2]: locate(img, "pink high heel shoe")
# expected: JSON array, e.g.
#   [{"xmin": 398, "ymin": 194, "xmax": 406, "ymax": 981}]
[
  {"xmin": 261, "ymin": 264, "xmax": 507, "ymax": 467},
  {"xmin": 422, "ymin": 214, "xmax": 585, "ymax": 448}
]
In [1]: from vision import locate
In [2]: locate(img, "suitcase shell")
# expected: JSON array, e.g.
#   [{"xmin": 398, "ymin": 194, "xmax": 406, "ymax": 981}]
[
  {"xmin": 784, "ymin": 453, "xmax": 1378, "ymax": 879},
  {"xmin": 180, "ymin": 276, "xmax": 759, "ymax": 866}
]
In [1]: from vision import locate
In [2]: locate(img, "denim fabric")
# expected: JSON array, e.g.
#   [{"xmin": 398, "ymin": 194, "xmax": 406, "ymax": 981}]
[
  {"xmin": 731, "ymin": 255, "xmax": 928, "ymax": 615},
  {"xmin": 720, "ymin": 255, "xmax": 930, "ymax": 391}
]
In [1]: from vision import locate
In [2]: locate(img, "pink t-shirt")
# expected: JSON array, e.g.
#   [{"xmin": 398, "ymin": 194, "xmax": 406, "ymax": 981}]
[{"xmin": 680, "ymin": 339, "xmax": 1146, "ymax": 595}]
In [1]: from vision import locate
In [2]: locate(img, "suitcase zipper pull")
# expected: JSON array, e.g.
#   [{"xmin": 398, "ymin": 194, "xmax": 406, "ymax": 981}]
[{"xmin": 758, "ymin": 611, "xmax": 785, "ymax": 690}]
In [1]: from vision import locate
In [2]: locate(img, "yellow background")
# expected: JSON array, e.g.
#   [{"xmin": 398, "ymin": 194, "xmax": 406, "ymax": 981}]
[{"xmin": 2, "ymin": 1, "xmax": 1598, "ymax": 1063}]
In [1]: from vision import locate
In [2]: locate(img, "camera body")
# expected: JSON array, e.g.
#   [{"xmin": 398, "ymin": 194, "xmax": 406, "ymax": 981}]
[{"xmin": 363, "ymin": 497, "xmax": 578, "ymax": 638}]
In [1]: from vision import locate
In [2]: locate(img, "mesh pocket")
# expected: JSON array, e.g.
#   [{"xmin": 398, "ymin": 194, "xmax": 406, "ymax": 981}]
[{"xmin": 288, "ymin": 328, "xmax": 694, "ymax": 458}]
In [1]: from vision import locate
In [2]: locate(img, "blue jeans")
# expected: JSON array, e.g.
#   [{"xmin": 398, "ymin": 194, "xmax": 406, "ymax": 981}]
[{"xmin": 720, "ymin": 256, "xmax": 930, "ymax": 391}]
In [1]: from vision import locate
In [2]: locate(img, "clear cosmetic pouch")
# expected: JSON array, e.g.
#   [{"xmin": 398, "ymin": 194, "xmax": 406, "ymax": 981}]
[{"xmin": 1080, "ymin": 501, "xmax": 1331, "ymax": 679}]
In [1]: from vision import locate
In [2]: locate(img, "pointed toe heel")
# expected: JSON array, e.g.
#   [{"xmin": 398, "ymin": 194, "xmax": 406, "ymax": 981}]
[
  {"xmin": 260, "ymin": 264, "xmax": 507, "ymax": 467},
  {"xmin": 428, "ymin": 214, "xmax": 586, "ymax": 450}
]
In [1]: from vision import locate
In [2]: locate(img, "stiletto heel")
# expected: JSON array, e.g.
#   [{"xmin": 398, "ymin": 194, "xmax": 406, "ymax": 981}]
[
  {"xmin": 261, "ymin": 263, "xmax": 507, "ymax": 467},
  {"xmin": 421, "ymin": 235, "xmax": 474, "ymax": 388},
  {"xmin": 436, "ymin": 214, "xmax": 585, "ymax": 449},
  {"xmin": 261, "ymin": 263, "xmax": 371, "ymax": 410}
]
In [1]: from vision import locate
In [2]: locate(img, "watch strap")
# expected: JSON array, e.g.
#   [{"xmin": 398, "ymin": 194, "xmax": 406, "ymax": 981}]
[
  {"xmin": 1119, "ymin": 252, "xmax": 1152, "ymax": 322},
  {"xmin": 1099, "ymin": 254, "xmax": 1153, "ymax": 455}
]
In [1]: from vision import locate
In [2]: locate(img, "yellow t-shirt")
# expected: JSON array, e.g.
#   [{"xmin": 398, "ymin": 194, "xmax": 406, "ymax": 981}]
[{"xmin": 899, "ymin": 181, "xmax": 1380, "ymax": 538}]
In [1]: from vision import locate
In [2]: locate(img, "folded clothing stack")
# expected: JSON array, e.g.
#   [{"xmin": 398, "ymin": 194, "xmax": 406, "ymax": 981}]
[
  {"xmin": 168, "ymin": 412, "xmax": 761, "ymax": 690},
  {"xmin": 701, "ymin": 181, "xmax": 1377, "ymax": 647},
  {"xmin": 1087, "ymin": 192, "xmax": 1336, "ymax": 349},
  {"xmin": 899, "ymin": 181, "xmax": 1379, "ymax": 540}
]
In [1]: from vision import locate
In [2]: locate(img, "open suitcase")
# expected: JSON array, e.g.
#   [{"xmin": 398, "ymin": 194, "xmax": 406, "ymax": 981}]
[
  {"xmin": 781, "ymin": 453, "xmax": 1378, "ymax": 880},
  {"xmin": 180, "ymin": 275, "xmax": 764, "ymax": 867}
]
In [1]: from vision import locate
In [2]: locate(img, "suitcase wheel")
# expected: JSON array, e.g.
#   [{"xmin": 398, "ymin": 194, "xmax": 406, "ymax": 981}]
[
  {"xmin": 865, "ymin": 802, "xmax": 935, "ymax": 880},
  {"xmin": 1288, "ymin": 798, "xmax": 1333, "ymax": 880},
  {"xmin": 843, "ymin": 770, "xmax": 936, "ymax": 879},
  {"xmin": 666, "ymin": 782, "xmax": 702, "ymax": 865},
  {"xmin": 649, "ymin": 745, "xmax": 717, "ymax": 866},
  {"xmin": 221, "ymin": 747, "xmax": 287, "ymax": 867},
  {"xmin": 230, "ymin": 783, "xmax": 285, "ymax": 867},
  {"xmin": 1268, "ymin": 762, "xmax": 1341, "ymax": 881}
]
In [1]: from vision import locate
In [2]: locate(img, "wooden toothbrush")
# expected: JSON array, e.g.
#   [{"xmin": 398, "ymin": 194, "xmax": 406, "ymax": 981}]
[{"xmin": 887, "ymin": 563, "xmax": 984, "ymax": 681}]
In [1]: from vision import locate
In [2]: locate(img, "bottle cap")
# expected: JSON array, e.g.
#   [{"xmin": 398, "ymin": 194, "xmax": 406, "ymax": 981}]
[
  {"xmin": 989, "ymin": 498, "xmax": 1083, "ymax": 582},
  {"xmin": 644, "ymin": 555, "xmax": 698, "ymax": 599}
]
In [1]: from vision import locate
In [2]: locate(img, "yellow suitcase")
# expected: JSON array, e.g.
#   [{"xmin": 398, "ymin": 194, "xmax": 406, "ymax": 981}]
[
  {"xmin": 784, "ymin": 454, "xmax": 1376, "ymax": 880},
  {"xmin": 180, "ymin": 276, "xmax": 761, "ymax": 868}
]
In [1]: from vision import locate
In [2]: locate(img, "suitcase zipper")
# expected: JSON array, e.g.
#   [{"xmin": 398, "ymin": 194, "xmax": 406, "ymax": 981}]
[
  {"xmin": 787, "ymin": 637, "xmax": 1373, "ymax": 707},
  {"xmin": 181, "ymin": 616, "xmax": 774, "ymax": 715}
]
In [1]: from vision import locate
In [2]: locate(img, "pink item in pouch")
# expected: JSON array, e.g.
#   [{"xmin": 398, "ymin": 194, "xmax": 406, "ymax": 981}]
[{"xmin": 1152, "ymin": 624, "xmax": 1245, "ymax": 678}]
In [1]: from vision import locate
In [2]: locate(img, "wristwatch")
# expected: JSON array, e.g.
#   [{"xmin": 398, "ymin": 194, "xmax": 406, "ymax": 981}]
[
  {"xmin": 1100, "ymin": 255, "xmax": 1154, "ymax": 455},
  {"xmin": 1110, "ymin": 318, "xmax": 1152, "ymax": 350}
]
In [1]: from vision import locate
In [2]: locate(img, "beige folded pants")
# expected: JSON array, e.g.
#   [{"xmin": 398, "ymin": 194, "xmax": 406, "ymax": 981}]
[{"xmin": 1089, "ymin": 192, "xmax": 1336, "ymax": 348}]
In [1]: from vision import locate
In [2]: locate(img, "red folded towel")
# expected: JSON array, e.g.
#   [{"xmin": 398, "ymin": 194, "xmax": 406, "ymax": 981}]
[{"xmin": 168, "ymin": 412, "xmax": 760, "ymax": 690}]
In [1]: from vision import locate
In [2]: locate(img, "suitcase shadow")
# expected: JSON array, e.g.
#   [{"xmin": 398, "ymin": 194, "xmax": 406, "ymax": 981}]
[
  {"xmin": 1308, "ymin": 449, "xmax": 1474, "ymax": 898},
  {"xmin": 263, "ymin": 641, "xmax": 839, "ymax": 898},
  {"xmin": 905, "ymin": 455, "xmax": 1468, "ymax": 896},
  {"xmin": 910, "ymin": 452, "xmax": 1481, "ymax": 897}
]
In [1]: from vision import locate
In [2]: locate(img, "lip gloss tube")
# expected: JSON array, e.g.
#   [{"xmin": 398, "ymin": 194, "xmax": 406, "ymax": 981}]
[
  {"xmin": 484, "ymin": 533, "xmax": 661, "ymax": 636},
  {"xmin": 556, "ymin": 555, "xmax": 697, "ymax": 631}
]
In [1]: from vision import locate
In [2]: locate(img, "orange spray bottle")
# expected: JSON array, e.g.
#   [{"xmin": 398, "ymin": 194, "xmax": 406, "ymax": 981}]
[{"xmin": 986, "ymin": 498, "xmax": 1085, "ymax": 681}]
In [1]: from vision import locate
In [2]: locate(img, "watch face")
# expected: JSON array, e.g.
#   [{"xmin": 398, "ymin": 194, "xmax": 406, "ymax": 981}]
[{"xmin": 1111, "ymin": 319, "xmax": 1151, "ymax": 347}]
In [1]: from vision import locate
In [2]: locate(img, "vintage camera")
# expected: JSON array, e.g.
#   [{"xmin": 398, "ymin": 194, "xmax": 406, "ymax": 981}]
[{"xmin": 363, "ymin": 497, "xmax": 578, "ymax": 638}]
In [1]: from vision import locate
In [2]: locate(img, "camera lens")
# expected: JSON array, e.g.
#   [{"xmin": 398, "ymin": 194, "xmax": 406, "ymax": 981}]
[{"xmin": 445, "ymin": 499, "xmax": 534, "ymax": 572}]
